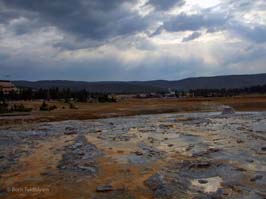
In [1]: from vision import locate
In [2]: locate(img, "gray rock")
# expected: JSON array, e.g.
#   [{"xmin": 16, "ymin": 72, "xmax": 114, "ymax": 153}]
[
  {"xmin": 144, "ymin": 173, "xmax": 164, "ymax": 191},
  {"xmin": 198, "ymin": 179, "xmax": 208, "ymax": 184},
  {"xmin": 64, "ymin": 131, "xmax": 78, "ymax": 135},
  {"xmin": 65, "ymin": 127, "xmax": 75, "ymax": 131},
  {"xmin": 57, "ymin": 135, "xmax": 103, "ymax": 175},
  {"xmin": 261, "ymin": 147, "xmax": 266, "ymax": 151},
  {"xmin": 189, "ymin": 162, "xmax": 211, "ymax": 169},
  {"xmin": 154, "ymin": 185, "xmax": 173, "ymax": 198},
  {"xmin": 250, "ymin": 175, "xmax": 263, "ymax": 182},
  {"xmin": 221, "ymin": 107, "xmax": 235, "ymax": 115},
  {"xmin": 96, "ymin": 185, "xmax": 113, "ymax": 192},
  {"xmin": 71, "ymin": 143, "xmax": 83, "ymax": 149},
  {"xmin": 144, "ymin": 173, "xmax": 176, "ymax": 198},
  {"xmin": 135, "ymin": 151, "xmax": 143, "ymax": 156},
  {"xmin": 78, "ymin": 166, "xmax": 96, "ymax": 173}
]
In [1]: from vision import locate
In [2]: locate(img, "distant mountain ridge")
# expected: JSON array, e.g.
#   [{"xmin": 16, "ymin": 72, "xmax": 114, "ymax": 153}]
[{"xmin": 13, "ymin": 73, "xmax": 266, "ymax": 93}]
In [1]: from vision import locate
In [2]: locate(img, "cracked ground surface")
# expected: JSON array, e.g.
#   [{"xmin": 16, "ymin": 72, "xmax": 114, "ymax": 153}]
[{"xmin": 0, "ymin": 111, "xmax": 266, "ymax": 199}]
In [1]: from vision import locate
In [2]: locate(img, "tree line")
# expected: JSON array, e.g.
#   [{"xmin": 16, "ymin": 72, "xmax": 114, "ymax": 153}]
[
  {"xmin": 182, "ymin": 84, "xmax": 266, "ymax": 97},
  {"xmin": 1, "ymin": 84, "xmax": 266, "ymax": 102},
  {"xmin": 0, "ymin": 88, "xmax": 116, "ymax": 103}
]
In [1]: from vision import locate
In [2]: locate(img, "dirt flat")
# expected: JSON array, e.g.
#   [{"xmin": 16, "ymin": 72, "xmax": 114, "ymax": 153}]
[
  {"xmin": 0, "ymin": 111, "xmax": 266, "ymax": 199},
  {"xmin": 1, "ymin": 95, "xmax": 266, "ymax": 126}
]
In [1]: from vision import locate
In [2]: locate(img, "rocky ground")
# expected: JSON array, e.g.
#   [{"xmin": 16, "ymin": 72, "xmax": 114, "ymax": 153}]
[{"xmin": 0, "ymin": 111, "xmax": 266, "ymax": 199}]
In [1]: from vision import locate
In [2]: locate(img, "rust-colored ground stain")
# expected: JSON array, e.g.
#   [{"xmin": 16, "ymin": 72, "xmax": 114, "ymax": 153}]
[
  {"xmin": 1, "ymin": 131, "xmax": 164, "ymax": 199},
  {"xmin": 84, "ymin": 133, "xmax": 165, "ymax": 199},
  {"xmin": 1, "ymin": 111, "xmax": 266, "ymax": 199},
  {"xmin": 1, "ymin": 135, "xmax": 74, "ymax": 199}
]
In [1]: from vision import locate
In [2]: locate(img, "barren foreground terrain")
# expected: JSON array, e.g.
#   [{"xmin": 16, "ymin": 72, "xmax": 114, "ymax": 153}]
[{"xmin": 0, "ymin": 111, "xmax": 266, "ymax": 198}]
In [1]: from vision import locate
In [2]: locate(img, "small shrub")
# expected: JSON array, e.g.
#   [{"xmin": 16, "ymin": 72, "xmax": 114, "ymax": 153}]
[
  {"xmin": 40, "ymin": 101, "xmax": 49, "ymax": 111},
  {"xmin": 40, "ymin": 101, "xmax": 58, "ymax": 111},
  {"xmin": 0, "ymin": 101, "xmax": 9, "ymax": 114},
  {"xmin": 49, "ymin": 105, "xmax": 57, "ymax": 111},
  {"xmin": 12, "ymin": 104, "xmax": 32, "ymax": 112}
]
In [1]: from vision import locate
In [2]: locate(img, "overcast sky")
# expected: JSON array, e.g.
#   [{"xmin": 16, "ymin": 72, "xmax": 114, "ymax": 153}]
[{"xmin": 0, "ymin": 0, "xmax": 266, "ymax": 81}]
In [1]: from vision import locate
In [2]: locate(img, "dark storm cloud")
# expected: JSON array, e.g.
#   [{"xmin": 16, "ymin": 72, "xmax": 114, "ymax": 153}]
[
  {"xmin": 182, "ymin": 32, "xmax": 201, "ymax": 42},
  {"xmin": 146, "ymin": 0, "xmax": 185, "ymax": 11},
  {"xmin": 151, "ymin": 3, "xmax": 266, "ymax": 45},
  {"xmin": 222, "ymin": 45, "xmax": 266, "ymax": 67},
  {"xmin": 0, "ymin": 2, "xmax": 37, "ymax": 28},
  {"xmin": 0, "ymin": 0, "xmax": 266, "ymax": 81},
  {"xmin": 230, "ymin": 24, "xmax": 266, "ymax": 43},
  {"xmin": 1, "ymin": 0, "xmax": 149, "ymax": 41},
  {"xmin": 153, "ymin": 11, "xmax": 228, "ymax": 36}
]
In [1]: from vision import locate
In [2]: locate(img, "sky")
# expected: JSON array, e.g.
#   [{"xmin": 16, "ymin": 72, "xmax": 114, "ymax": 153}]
[{"xmin": 0, "ymin": 0, "xmax": 266, "ymax": 81}]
